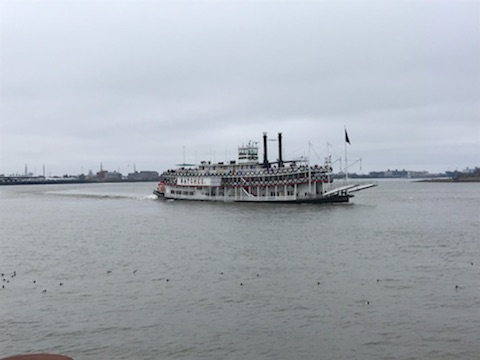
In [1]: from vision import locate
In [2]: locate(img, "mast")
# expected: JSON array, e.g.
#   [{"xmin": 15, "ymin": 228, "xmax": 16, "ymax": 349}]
[
  {"xmin": 344, "ymin": 126, "xmax": 349, "ymax": 182},
  {"xmin": 345, "ymin": 139, "xmax": 348, "ymax": 182},
  {"xmin": 325, "ymin": 142, "xmax": 331, "ymax": 193},
  {"xmin": 308, "ymin": 141, "xmax": 312, "ymax": 194}
]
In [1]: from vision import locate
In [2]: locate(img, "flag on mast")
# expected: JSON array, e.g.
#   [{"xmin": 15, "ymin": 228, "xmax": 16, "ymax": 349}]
[{"xmin": 345, "ymin": 128, "xmax": 351, "ymax": 145}]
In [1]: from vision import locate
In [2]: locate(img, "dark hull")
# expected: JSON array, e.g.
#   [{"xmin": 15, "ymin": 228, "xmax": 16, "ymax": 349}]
[
  {"xmin": 235, "ymin": 195, "xmax": 352, "ymax": 204},
  {"xmin": 153, "ymin": 190, "xmax": 164, "ymax": 197},
  {"xmin": 153, "ymin": 190, "xmax": 352, "ymax": 204}
]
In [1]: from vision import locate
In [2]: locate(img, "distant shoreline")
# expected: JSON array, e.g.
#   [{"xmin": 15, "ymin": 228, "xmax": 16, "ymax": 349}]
[
  {"xmin": 0, "ymin": 179, "xmax": 159, "ymax": 186},
  {"xmin": 2, "ymin": 176, "xmax": 479, "ymax": 186},
  {"xmin": 417, "ymin": 178, "xmax": 480, "ymax": 183}
]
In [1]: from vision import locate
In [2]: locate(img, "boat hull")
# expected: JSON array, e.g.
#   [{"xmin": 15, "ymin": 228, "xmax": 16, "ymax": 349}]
[
  {"xmin": 233, "ymin": 195, "xmax": 352, "ymax": 204},
  {"xmin": 153, "ymin": 190, "xmax": 164, "ymax": 197},
  {"xmin": 153, "ymin": 189, "xmax": 352, "ymax": 204}
]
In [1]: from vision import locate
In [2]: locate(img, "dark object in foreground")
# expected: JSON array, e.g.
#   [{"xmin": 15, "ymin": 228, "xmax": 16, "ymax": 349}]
[{"xmin": 0, "ymin": 354, "xmax": 73, "ymax": 360}]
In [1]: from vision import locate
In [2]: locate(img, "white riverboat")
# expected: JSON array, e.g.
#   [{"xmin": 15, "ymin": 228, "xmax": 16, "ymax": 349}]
[{"xmin": 153, "ymin": 132, "xmax": 376, "ymax": 203}]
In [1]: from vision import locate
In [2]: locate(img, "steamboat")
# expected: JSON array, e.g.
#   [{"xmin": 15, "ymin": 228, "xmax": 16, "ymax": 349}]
[{"xmin": 153, "ymin": 132, "xmax": 376, "ymax": 203}]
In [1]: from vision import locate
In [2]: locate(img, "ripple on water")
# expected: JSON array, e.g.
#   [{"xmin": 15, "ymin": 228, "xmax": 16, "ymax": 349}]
[{"xmin": 1, "ymin": 181, "xmax": 479, "ymax": 359}]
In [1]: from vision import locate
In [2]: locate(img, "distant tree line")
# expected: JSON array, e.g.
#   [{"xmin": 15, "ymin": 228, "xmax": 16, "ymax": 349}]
[{"xmin": 446, "ymin": 167, "xmax": 480, "ymax": 181}]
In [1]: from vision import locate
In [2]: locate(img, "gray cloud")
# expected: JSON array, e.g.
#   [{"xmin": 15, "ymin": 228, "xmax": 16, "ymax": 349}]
[{"xmin": 1, "ymin": 0, "xmax": 479, "ymax": 175}]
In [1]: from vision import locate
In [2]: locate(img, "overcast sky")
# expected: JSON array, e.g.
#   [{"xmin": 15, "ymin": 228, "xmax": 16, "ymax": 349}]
[{"xmin": 1, "ymin": 0, "xmax": 479, "ymax": 176}]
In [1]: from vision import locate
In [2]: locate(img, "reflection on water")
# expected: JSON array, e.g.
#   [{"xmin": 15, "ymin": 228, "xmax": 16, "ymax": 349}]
[{"xmin": 1, "ymin": 180, "xmax": 479, "ymax": 359}]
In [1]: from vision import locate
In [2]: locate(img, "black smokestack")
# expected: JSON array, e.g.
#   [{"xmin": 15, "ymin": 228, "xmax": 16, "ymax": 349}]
[
  {"xmin": 278, "ymin": 132, "xmax": 283, "ymax": 168},
  {"xmin": 263, "ymin": 132, "xmax": 269, "ymax": 168}
]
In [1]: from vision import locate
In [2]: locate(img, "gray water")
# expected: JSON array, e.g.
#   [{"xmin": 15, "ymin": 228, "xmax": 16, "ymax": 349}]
[{"xmin": 0, "ymin": 180, "xmax": 479, "ymax": 359}]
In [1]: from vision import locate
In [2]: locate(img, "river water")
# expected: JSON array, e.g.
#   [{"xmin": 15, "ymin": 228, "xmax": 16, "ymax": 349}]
[{"xmin": 0, "ymin": 180, "xmax": 479, "ymax": 359}]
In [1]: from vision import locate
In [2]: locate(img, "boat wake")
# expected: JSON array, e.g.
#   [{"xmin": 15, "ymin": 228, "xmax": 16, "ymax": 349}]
[
  {"xmin": 144, "ymin": 194, "xmax": 158, "ymax": 200},
  {"xmin": 45, "ymin": 191, "xmax": 158, "ymax": 201}
]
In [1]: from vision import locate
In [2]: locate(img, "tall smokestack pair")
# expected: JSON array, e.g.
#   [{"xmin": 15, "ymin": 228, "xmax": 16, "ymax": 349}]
[{"xmin": 262, "ymin": 132, "xmax": 283, "ymax": 168}]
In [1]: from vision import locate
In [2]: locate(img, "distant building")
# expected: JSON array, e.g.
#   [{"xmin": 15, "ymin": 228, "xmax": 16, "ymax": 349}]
[
  {"xmin": 127, "ymin": 171, "xmax": 159, "ymax": 181},
  {"xmin": 407, "ymin": 170, "xmax": 429, "ymax": 178},
  {"xmin": 367, "ymin": 169, "xmax": 428, "ymax": 178},
  {"xmin": 96, "ymin": 170, "xmax": 122, "ymax": 182}
]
